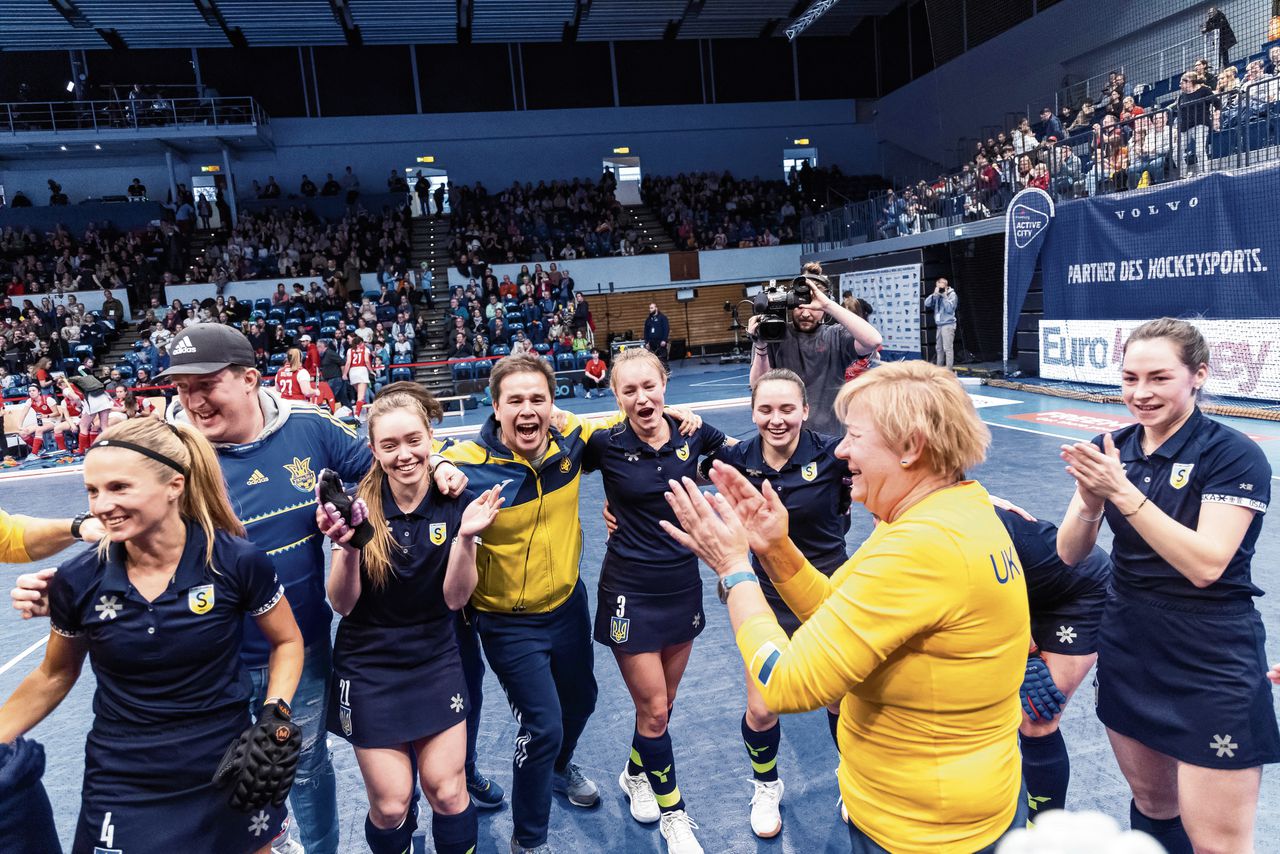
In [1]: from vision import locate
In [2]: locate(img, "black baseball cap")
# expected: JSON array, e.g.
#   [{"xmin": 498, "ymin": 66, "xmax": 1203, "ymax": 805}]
[{"xmin": 156, "ymin": 323, "xmax": 257, "ymax": 377}]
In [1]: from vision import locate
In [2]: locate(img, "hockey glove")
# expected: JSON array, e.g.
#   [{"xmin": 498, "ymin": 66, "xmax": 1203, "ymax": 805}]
[
  {"xmin": 212, "ymin": 700, "xmax": 301, "ymax": 812},
  {"xmin": 1020, "ymin": 654, "xmax": 1067, "ymax": 722},
  {"xmin": 318, "ymin": 468, "xmax": 374, "ymax": 548}
]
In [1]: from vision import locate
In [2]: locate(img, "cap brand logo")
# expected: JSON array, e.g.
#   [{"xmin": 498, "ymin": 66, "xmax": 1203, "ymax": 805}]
[{"xmin": 172, "ymin": 336, "xmax": 197, "ymax": 356}]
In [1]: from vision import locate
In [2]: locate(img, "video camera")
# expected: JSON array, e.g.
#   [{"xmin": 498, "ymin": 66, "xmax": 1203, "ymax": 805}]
[{"xmin": 750, "ymin": 274, "xmax": 821, "ymax": 342}]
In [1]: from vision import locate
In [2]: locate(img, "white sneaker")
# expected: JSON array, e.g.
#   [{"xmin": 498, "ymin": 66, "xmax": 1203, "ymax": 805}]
[
  {"xmin": 618, "ymin": 770, "xmax": 661, "ymax": 824},
  {"xmin": 659, "ymin": 810, "xmax": 704, "ymax": 854},
  {"xmin": 749, "ymin": 779, "xmax": 784, "ymax": 838},
  {"xmin": 271, "ymin": 837, "xmax": 305, "ymax": 854}
]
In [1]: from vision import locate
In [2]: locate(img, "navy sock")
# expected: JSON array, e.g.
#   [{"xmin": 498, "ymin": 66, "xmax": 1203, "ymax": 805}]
[
  {"xmin": 634, "ymin": 730, "xmax": 685, "ymax": 813},
  {"xmin": 364, "ymin": 801, "xmax": 418, "ymax": 854},
  {"xmin": 627, "ymin": 727, "xmax": 645, "ymax": 777},
  {"xmin": 826, "ymin": 710, "xmax": 840, "ymax": 748},
  {"xmin": 1129, "ymin": 800, "xmax": 1193, "ymax": 854},
  {"xmin": 1020, "ymin": 730, "xmax": 1070, "ymax": 814},
  {"xmin": 741, "ymin": 714, "xmax": 781, "ymax": 783},
  {"xmin": 431, "ymin": 803, "xmax": 477, "ymax": 854}
]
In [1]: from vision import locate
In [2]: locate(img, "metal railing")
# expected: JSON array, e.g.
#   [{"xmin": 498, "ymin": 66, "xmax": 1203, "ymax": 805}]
[
  {"xmin": 0, "ymin": 95, "xmax": 268, "ymax": 136},
  {"xmin": 801, "ymin": 76, "xmax": 1280, "ymax": 254}
]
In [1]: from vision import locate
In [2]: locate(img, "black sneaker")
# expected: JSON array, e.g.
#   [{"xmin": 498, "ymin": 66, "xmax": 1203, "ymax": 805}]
[{"xmin": 467, "ymin": 767, "xmax": 505, "ymax": 809}]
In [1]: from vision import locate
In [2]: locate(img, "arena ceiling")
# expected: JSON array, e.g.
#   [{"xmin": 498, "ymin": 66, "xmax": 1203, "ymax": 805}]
[{"xmin": 1, "ymin": 0, "xmax": 901, "ymax": 51}]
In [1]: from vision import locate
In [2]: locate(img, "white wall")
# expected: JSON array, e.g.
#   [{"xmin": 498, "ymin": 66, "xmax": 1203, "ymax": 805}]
[{"xmin": 446, "ymin": 244, "xmax": 803, "ymax": 293}]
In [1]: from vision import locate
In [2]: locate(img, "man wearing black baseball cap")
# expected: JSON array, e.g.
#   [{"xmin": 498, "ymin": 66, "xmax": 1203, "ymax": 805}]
[{"xmin": 19, "ymin": 323, "xmax": 486, "ymax": 854}]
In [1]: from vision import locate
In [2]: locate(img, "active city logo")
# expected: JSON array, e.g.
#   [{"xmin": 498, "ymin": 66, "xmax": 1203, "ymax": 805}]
[{"xmin": 1011, "ymin": 202, "xmax": 1050, "ymax": 249}]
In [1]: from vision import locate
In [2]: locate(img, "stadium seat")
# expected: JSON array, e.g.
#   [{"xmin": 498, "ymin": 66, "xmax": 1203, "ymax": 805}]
[
  {"xmin": 269, "ymin": 353, "xmax": 287, "ymax": 366},
  {"xmin": 320, "ymin": 325, "xmax": 337, "ymax": 337},
  {"xmin": 250, "ymin": 310, "xmax": 266, "ymax": 322},
  {"xmin": 490, "ymin": 345, "xmax": 511, "ymax": 357},
  {"xmin": 254, "ymin": 299, "xmax": 272, "ymax": 314},
  {"xmin": 268, "ymin": 307, "xmax": 286, "ymax": 321},
  {"xmin": 72, "ymin": 345, "xmax": 94, "ymax": 360},
  {"xmin": 322, "ymin": 311, "xmax": 342, "ymax": 325},
  {"xmin": 390, "ymin": 367, "xmax": 413, "ymax": 383},
  {"xmin": 575, "ymin": 352, "xmax": 591, "ymax": 369},
  {"xmin": 288, "ymin": 306, "xmax": 307, "ymax": 321},
  {"xmin": 451, "ymin": 361, "xmax": 473, "ymax": 381},
  {"xmin": 114, "ymin": 363, "xmax": 135, "ymax": 379},
  {"xmin": 534, "ymin": 343, "xmax": 551, "ymax": 355},
  {"xmin": 556, "ymin": 352, "xmax": 575, "ymax": 370},
  {"xmin": 363, "ymin": 290, "xmax": 382, "ymax": 300}
]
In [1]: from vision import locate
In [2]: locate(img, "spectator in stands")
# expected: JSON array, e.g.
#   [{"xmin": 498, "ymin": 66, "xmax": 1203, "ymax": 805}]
[
  {"xmin": 1040, "ymin": 107, "xmax": 1065, "ymax": 143},
  {"xmin": 321, "ymin": 173, "xmax": 341, "ymax": 196},
  {"xmin": 1012, "ymin": 118, "xmax": 1039, "ymax": 154},
  {"xmin": 1193, "ymin": 58, "xmax": 1218, "ymax": 93},
  {"xmin": 1068, "ymin": 100, "xmax": 1097, "ymax": 135},
  {"xmin": 1213, "ymin": 66, "xmax": 1242, "ymax": 129},
  {"xmin": 1174, "ymin": 71, "xmax": 1219, "ymax": 176},
  {"xmin": 1051, "ymin": 143, "xmax": 1084, "ymax": 197},
  {"xmin": 99, "ymin": 289, "xmax": 124, "ymax": 327},
  {"xmin": 1266, "ymin": 46, "xmax": 1280, "ymax": 75},
  {"xmin": 300, "ymin": 174, "xmax": 318, "ymax": 197},
  {"xmin": 1103, "ymin": 90, "xmax": 1125, "ymax": 120},
  {"xmin": 341, "ymin": 166, "xmax": 360, "ymax": 206},
  {"xmin": 1202, "ymin": 6, "xmax": 1237, "ymax": 70},
  {"xmin": 262, "ymin": 176, "xmax": 282, "ymax": 199},
  {"xmin": 510, "ymin": 331, "xmax": 533, "ymax": 357},
  {"xmin": 448, "ymin": 332, "xmax": 473, "ymax": 360},
  {"xmin": 582, "ymin": 349, "xmax": 607, "ymax": 398},
  {"xmin": 47, "ymin": 180, "xmax": 68, "ymax": 206}
]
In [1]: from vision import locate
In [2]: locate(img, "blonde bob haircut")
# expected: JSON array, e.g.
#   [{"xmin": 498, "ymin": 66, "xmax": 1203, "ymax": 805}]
[
  {"xmin": 609, "ymin": 346, "xmax": 666, "ymax": 393},
  {"xmin": 834, "ymin": 361, "xmax": 990, "ymax": 480}
]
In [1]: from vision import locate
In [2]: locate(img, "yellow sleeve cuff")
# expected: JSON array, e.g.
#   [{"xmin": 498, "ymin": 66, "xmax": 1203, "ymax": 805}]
[{"xmin": 772, "ymin": 560, "xmax": 833, "ymax": 624}]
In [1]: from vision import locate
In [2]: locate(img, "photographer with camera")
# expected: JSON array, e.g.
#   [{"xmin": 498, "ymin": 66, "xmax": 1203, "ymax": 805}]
[
  {"xmin": 924, "ymin": 278, "xmax": 959, "ymax": 369},
  {"xmin": 748, "ymin": 262, "xmax": 882, "ymax": 436}
]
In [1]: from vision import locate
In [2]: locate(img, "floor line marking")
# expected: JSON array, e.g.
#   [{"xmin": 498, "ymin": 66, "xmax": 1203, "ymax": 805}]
[
  {"xmin": 0, "ymin": 635, "xmax": 48, "ymax": 676},
  {"xmin": 690, "ymin": 372, "xmax": 751, "ymax": 388},
  {"xmin": 982, "ymin": 420, "xmax": 1082, "ymax": 443}
]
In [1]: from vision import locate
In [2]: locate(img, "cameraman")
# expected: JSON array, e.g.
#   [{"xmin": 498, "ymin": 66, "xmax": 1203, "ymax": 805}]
[
  {"xmin": 924, "ymin": 278, "xmax": 959, "ymax": 369},
  {"xmin": 748, "ymin": 262, "xmax": 882, "ymax": 436}
]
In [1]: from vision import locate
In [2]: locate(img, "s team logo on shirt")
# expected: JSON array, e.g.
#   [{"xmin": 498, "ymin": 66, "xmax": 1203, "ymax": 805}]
[
  {"xmin": 188, "ymin": 584, "xmax": 215, "ymax": 615},
  {"xmin": 676, "ymin": 442, "xmax": 690, "ymax": 461},
  {"xmin": 1169, "ymin": 463, "xmax": 1194, "ymax": 490},
  {"xmin": 801, "ymin": 462, "xmax": 818, "ymax": 482},
  {"xmin": 284, "ymin": 456, "xmax": 317, "ymax": 492},
  {"xmin": 429, "ymin": 522, "xmax": 448, "ymax": 546}
]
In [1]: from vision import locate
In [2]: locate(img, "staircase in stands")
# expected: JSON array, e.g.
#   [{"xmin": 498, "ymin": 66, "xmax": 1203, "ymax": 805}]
[
  {"xmin": 622, "ymin": 204, "xmax": 677, "ymax": 253},
  {"xmin": 409, "ymin": 214, "xmax": 459, "ymax": 398}
]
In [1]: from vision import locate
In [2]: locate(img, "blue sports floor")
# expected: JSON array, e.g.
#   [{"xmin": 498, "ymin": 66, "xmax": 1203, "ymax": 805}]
[{"xmin": 2, "ymin": 362, "xmax": 1278, "ymax": 853}]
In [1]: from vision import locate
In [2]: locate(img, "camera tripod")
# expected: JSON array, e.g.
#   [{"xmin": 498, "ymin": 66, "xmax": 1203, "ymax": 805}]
[{"xmin": 720, "ymin": 301, "xmax": 750, "ymax": 364}]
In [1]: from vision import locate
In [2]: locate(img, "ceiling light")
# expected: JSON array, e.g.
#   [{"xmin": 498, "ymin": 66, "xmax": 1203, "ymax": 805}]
[
  {"xmin": 66, "ymin": 81, "xmax": 76, "ymax": 93},
  {"xmin": 60, "ymin": 145, "xmax": 68, "ymax": 151},
  {"xmin": 94, "ymin": 144, "xmax": 101, "ymax": 150}
]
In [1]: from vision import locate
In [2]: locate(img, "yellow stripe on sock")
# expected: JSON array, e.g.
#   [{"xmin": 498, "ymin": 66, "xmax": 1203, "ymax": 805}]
[
  {"xmin": 750, "ymin": 757, "xmax": 778, "ymax": 774},
  {"xmin": 630, "ymin": 747, "xmax": 643, "ymax": 768},
  {"xmin": 655, "ymin": 786, "xmax": 682, "ymax": 809}
]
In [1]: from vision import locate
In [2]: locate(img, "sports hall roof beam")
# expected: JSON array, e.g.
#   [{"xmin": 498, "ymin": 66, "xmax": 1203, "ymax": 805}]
[
  {"xmin": 457, "ymin": 0, "xmax": 472, "ymax": 43},
  {"xmin": 192, "ymin": 0, "xmax": 248, "ymax": 49},
  {"xmin": 785, "ymin": 0, "xmax": 842, "ymax": 40},
  {"xmin": 97, "ymin": 27, "xmax": 127, "ymax": 49},
  {"xmin": 664, "ymin": 0, "xmax": 704, "ymax": 40},
  {"xmin": 48, "ymin": 0, "xmax": 91, "ymax": 28},
  {"xmin": 329, "ymin": 0, "xmax": 362, "ymax": 47},
  {"xmin": 563, "ymin": 0, "xmax": 591, "ymax": 42}
]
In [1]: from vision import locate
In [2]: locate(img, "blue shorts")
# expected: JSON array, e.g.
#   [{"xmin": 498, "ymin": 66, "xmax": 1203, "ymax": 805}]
[
  {"xmin": 1097, "ymin": 588, "xmax": 1280, "ymax": 768},
  {"xmin": 1031, "ymin": 586, "xmax": 1107, "ymax": 655},
  {"xmin": 75, "ymin": 712, "xmax": 287, "ymax": 854},
  {"xmin": 329, "ymin": 617, "xmax": 468, "ymax": 748}
]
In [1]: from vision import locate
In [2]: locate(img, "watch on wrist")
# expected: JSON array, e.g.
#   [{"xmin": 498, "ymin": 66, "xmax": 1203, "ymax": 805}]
[
  {"xmin": 718, "ymin": 570, "xmax": 760, "ymax": 604},
  {"xmin": 70, "ymin": 513, "xmax": 90, "ymax": 541}
]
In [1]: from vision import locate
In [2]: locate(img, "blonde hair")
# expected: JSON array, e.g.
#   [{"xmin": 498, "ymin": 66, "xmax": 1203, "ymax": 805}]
[
  {"xmin": 286, "ymin": 348, "xmax": 302, "ymax": 371},
  {"xmin": 834, "ymin": 361, "xmax": 990, "ymax": 480},
  {"xmin": 92, "ymin": 418, "xmax": 244, "ymax": 569},
  {"xmin": 357, "ymin": 391, "xmax": 438, "ymax": 589},
  {"xmin": 609, "ymin": 347, "xmax": 666, "ymax": 394}
]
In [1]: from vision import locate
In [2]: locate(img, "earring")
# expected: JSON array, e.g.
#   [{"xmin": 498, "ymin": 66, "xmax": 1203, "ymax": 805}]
[{"xmin": 900, "ymin": 460, "xmax": 909, "ymax": 467}]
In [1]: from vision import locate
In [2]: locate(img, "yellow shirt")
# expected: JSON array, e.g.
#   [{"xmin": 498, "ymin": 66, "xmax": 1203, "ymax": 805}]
[
  {"xmin": 440, "ymin": 411, "xmax": 618, "ymax": 614},
  {"xmin": 0, "ymin": 508, "xmax": 30, "ymax": 563},
  {"xmin": 736, "ymin": 481, "xmax": 1029, "ymax": 852}
]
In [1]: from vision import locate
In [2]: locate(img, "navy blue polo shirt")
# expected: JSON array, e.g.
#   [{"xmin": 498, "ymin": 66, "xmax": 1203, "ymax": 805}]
[
  {"xmin": 48, "ymin": 522, "xmax": 283, "ymax": 726},
  {"xmin": 346, "ymin": 483, "xmax": 474, "ymax": 628},
  {"xmin": 995, "ymin": 508, "xmax": 1110, "ymax": 612},
  {"xmin": 1096, "ymin": 408, "xmax": 1270, "ymax": 601},
  {"xmin": 709, "ymin": 430, "xmax": 851, "ymax": 571},
  {"xmin": 584, "ymin": 416, "xmax": 726, "ymax": 573}
]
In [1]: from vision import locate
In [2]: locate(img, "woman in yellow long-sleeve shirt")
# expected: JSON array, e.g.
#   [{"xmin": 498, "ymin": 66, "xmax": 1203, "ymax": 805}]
[{"xmin": 662, "ymin": 361, "xmax": 1030, "ymax": 853}]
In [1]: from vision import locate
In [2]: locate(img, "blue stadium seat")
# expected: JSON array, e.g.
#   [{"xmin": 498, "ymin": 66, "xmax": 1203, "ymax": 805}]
[
  {"xmin": 392, "ymin": 353, "xmax": 411, "ymax": 364},
  {"xmin": 376, "ymin": 304, "xmax": 397, "ymax": 323},
  {"xmin": 250, "ymin": 310, "xmax": 266, "ymax": 322},
  {"xmin": 390, "ymin": 367, "xmax": 413, "ymax": 383},
  {"xmin": 321, "ymin": 311, "xmax": 342, "ymax": 324},
  {"xmin": 254, "ymin": 299, "xmax": 272, "ymax": 314},
  {"xmin": 534, "ymin": 343, "xmax": 551, "ymax": 355},
  {"xmin": 320, "ymin": 325, "xmax": 337, "ymax": 337},
  {"xmin": 490, "ymin": 345, "xmax": 511, "ymax": 357},
  {"xmin": 268, "ymin": 307, "xmax": 286, "ymax": 321},
  {"xmin": 59, "ymin": 358, "xmax": 81, "ymax": 375},
  {"xmin": 114, "ymin": 363, "xmax": 135, "ymax": 379},
  {"xmin": 72, "ymin": 344, "xmax": 94, "ymax": 360},
  {"xmin": 575, "ymin": 351, "xmax": 591, "ymax": 369},
  {"xmin": 269, "ymin": 352, "xmax": 288, "ymax": 366},
  {"xmin": 451, "ymin": 361, "xmax": 473, "ymax": 381},
  {"xmin": 363, "ymin": 290, "xmax": 382, "ymax": 300},
  {"xmin": 556, "ymin": 352, "xmax": 575, "ymax": 370},
  {"xmin": 473, "ymin": 358, "xmax": 492, "ymax": 379}
]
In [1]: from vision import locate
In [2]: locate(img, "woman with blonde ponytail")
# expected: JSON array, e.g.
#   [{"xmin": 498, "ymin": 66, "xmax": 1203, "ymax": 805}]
[
  {"xmin": 317, "ymin": 390, "xmax": 504, "ymax": 854},
  {"xmin": 0, "ymin": 417, "xmax": 305, "ymax": 854}
]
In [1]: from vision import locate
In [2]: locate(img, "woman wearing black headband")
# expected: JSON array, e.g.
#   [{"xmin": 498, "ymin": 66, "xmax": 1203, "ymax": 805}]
[{"xmin": 0, "ymin": 418, "xmax": 305, "ymax": 854}]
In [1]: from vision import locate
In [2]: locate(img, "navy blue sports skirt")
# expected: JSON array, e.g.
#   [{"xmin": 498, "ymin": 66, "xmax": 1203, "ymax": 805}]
[
  {"xmin": 1032, "ymin": 586, "xmax": 1108, "ymax": 655},
  {"xmin": 594, "ymin": 554, "xmax": 704, "ymax": 653},
  {"xmin": 329, "ymin": 617, "xmax": 469, "ymax": 748},
  {"xmin": 74, "ymin": 711, "xmax": 286, "ymax": 854},
  {"xmin": 1096, "ymin": 587, "xmax": 1280, "ymax": 768}
]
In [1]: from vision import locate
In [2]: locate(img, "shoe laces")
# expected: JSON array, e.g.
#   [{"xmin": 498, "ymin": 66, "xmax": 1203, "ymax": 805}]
[
  {"xmin": 626, "ymin": 773, "xmax": 657, "ymax": 804},
  {"xmin": 750, "ymin": 779, "xmax": 781, "ymax": 806},
  {"xmin": 661, "ymin": 810, "xmax": 699, "ymax": 841},
  {"xmin": 560, "ymin": 762, "xmax": 587, "ymax": 787}
]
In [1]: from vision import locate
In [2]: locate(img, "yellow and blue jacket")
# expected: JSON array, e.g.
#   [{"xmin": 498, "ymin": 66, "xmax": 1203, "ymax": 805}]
[{"xmin": 440, "ymin": 411, "xmax": 616, "ymax": 614}]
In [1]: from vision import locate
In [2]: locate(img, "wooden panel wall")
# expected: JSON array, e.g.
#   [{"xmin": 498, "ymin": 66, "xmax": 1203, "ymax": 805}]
[{"xmin": 585, "ymin": 283, "xmax": 757, "ymax": 354}]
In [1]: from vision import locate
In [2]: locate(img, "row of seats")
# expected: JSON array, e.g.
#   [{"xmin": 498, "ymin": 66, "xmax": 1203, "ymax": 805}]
[{"xmin": 450, "ymin": 349, "xmax": 590, "ymax": 381}]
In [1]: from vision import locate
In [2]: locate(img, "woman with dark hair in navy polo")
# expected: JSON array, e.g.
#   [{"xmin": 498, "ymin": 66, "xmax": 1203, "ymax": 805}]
[
  {"xmin": 584, "ymin": 346, "xmax": 729, "ymax": 854},
  {"xmin": 702, "ymin": 368, "xmax": 848, "ymax": 839},
  {"xmin": 0, "ymin": 417, "xmax": 305, "ymax": 854},
  {"xmin": 1058, "ymin": 318, "xmax": 1278, "ymax": 853},
  {"xmin": 318, "ymin": 389, "xmax": 503, "ymax": 854}
]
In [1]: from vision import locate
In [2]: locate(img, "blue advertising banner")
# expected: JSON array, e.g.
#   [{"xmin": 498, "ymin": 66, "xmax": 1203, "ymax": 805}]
[
  {"xmin": 1003, "ymin": 188, "xmax": 1055, "ymax": 361},
  {"xmin": 1041, "ymin": 165, "xmax": 1280, "ymax": 320}
]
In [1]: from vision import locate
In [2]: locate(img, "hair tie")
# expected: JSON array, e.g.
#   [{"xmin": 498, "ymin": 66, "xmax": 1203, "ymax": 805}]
[{"xmin": 87, "ymin": 439, "xmax": 187, "ymax": 474}]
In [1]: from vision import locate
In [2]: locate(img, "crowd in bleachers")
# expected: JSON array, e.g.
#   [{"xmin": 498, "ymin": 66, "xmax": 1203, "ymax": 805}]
[
  {"xmin": 446, "ymin": 172, "xmax": 634, "ymax": 266},
  {"xmin": 641, "ymin": 170, "xmax": 801, "ymax": 250},
  {"xmin": 872, "ymin": 22, "xmax": 1280, "ymax": 239},
  {"xmin": 443, "ymin": 260, "xmax": 595, "ymax": 385}
]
